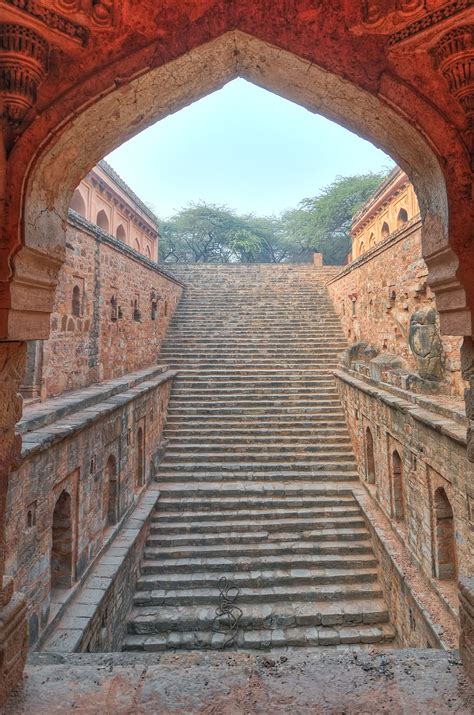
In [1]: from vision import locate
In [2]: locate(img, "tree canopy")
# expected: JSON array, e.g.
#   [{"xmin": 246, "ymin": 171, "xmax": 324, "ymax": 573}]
[{"xmin": 158, "ymin": 171, "xmax": 387, "ymax": 266}]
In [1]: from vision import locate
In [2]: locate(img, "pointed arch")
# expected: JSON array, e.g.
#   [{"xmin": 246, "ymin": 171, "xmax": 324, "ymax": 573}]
[
  {"xmin": 96, "ymin": 209, "xmax": 110, "ymax": 233},
  {"xmin": 391, "ymin": 450, "xmax": 405, "ymax": 521},
  {"xmin": 365, "ymin": 427, "xmax": 376, "ymax": 484},
  {"xmin": 70, "ymin": 188, "xmax": 86, "ymax": 217},
  {"xmin": 116, "ymin": 223, "xmax": 126, "ymax": 242},
  {"xmin": 433, "ymin": 487, "xmax": 456, "ymax": 580},
  {"xmin": 51, "ymin": 491, "xmax": 73, "ymax": 589}
]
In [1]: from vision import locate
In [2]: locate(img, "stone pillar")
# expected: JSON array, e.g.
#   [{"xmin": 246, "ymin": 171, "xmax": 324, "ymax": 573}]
[
  {"xmin": 459, "ymin": 577, "xmax": 474, "ymax": 682},
  {"xmin": 0, "ymin": 342, "xmax": 28, "ymax": 704},
  {"xmin": 313, "ymin": 252, "xmax": 323, "ymax": 267}
]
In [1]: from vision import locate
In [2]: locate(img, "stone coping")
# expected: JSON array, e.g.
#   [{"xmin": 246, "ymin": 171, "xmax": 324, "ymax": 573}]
[
  {"xmin": 19, "ymin": 368, "xmax": 177, "ymax": 460},
  {"xmin": 334, "ymin": 368, "xmax": 467, "ymax": 445},
  {"xmin": 353, "ymin": 484, "xmax": 459, "ymax": 650},
  {"xmin": 15, "ymin": 649, "xmax": 472, "ymax": 713},
  {"xmin": 19, "ymin": 364, "xmax": 174, "ymax": 436},
  {"xmin": 38, "ymin": 485, "xmax": 160, "ymax": 654}
]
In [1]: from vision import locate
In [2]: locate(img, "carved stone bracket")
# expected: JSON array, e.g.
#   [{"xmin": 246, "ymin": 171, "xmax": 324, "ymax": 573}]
[
  {"xmin": 430, "ymin": 24, "xmax": 474, "ymax": 159},
  {"xmin": 0, "ymin": 22, "xmax": 48, "ymax": 126}
]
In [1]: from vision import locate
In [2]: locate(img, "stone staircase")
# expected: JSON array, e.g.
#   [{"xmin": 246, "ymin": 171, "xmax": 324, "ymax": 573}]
[{"xmin": 123, "ymin": 264, "xmax": 395, "ymax": 652}]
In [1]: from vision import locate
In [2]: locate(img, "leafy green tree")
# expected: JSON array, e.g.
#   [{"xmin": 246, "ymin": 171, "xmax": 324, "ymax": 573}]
[
  {"xmin": 158, "ymin": 172, "xmax": 388, "ymax": 265},
  {"xmin": 282, "ymin": 173, "xmax": 386, "ymax": 264}
]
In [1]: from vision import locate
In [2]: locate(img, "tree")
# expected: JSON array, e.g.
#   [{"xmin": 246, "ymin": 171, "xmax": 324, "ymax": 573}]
[
  {"xmin": 158, "ymin": 172, "xmax": 388, "ymax": 265},
  {"xmin": 282, "ymin": 173, "xmax": 386, "ymax": 264}
]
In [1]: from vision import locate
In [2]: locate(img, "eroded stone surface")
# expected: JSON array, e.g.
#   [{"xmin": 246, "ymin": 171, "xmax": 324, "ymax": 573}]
[{"xmin": 5, "ymin": 649, "xmax": 474, "ymax": 714}]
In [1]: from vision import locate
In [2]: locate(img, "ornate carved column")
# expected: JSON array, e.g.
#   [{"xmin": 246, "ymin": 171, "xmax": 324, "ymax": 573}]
[{"xmin": 0, "ymin": 341, "xmax": 27, "ymax": 703}]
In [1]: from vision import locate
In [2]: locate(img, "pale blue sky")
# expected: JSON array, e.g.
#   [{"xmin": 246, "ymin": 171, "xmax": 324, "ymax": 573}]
[{"xmin": 107, "ymin": 78, "xmax": 393, "ymax": 219}]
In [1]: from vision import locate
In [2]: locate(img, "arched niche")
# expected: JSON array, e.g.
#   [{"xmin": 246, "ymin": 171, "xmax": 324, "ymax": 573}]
[
  {"xmin": 433, "ymin": 486, "xmax": 457, "ymax": 580},
  {"xmin": 96, "ymin": 209, "xmax": 110, "ymax": 233},
  {"xmin": 391, "ymin": 450, "xmax": 405, "ymax": 522},
  {"xmin": 70, "ymin": 188, "xmax": 87, "ymax": 217},
  {"xmin": 104, "ymin": 454, "xmax": 118, "ymax": 527},
  {"xmin": 51, "ymin": 490, "xmax": 73, "ymax": 590},
  {"xmin": 397, "ymin": 208, "xmax": 408, "ymax": 227},
  {"xmin": 365, "ymin": 427, "xmax": 376, "ymax": 485},
  {"xmin": 116, "ymin": 224, "xmax": 126, "ymax": 242}
]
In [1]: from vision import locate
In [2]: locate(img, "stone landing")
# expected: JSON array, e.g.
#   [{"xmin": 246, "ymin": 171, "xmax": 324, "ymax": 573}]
[{"xmin": 5, "ymin": 649, "xmax": 473, "ymax": 714}]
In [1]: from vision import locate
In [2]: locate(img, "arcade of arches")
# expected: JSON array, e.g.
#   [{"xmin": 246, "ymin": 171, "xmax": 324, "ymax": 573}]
[{"xmin": 0, "ymin": 1, "xmax": 474, "ymax": 710}]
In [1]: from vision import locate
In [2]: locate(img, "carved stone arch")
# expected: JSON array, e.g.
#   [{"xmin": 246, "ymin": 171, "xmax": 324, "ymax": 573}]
[{"xmin": 5, "ymin": 30, "xmax": 468, "ymax": 348}]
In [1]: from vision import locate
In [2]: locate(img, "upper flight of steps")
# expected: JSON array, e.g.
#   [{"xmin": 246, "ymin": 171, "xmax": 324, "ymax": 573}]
[{"xmin": 124, "ymin": 264, "xmax": 395, "ymax": 652}]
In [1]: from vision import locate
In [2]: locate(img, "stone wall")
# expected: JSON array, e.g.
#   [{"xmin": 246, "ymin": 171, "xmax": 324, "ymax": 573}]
[
  {"xmin": 33, "ymin": 212, "xmax": 183, "ymax": 399},
  {"xmin": 326, "ymin": 221, "xmax": 464, "ymax": 396},
  {"xmin": 335, "ymin": 368, "xmax": 473, "ymax": 622},
  {"xmin": 5, "ymin": 368, "xmax": 174, "ymax": 647}
]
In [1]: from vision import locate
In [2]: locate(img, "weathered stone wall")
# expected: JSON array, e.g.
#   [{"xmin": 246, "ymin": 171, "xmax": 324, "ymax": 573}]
[
  {"xmin": 327, "ymin": 222, "xmax": 464, "ymax": 396},
  {"xmin": 38, "ymin": 213, "xmax": 183, "ymax": 399},
  {"xmin": 5, "ymin": 370, "xmax": 173, "ymax": 647},
  {"xmin": 459, "ymin": 578, "xmax": 474, "ymax": 680},
  {"xmin": 335, "ymin": 370, "xmax": 473, "ymax": 612}
]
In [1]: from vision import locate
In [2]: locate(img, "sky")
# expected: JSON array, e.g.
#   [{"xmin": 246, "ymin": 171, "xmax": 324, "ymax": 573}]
[{"xmin": 107, "ymin": 78, "xmax": 393, "ymax": 219}]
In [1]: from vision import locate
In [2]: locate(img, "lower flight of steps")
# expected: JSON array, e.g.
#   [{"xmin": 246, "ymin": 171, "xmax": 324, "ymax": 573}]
[{"xmin": 123, "ymin": 265, "xmax": 396, "ymax": 652}]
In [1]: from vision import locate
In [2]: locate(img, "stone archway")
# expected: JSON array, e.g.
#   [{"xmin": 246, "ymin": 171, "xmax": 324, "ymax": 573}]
[
  {"xmin": 51, "ymin": 490, "xmax": 73, "ymax": 590},
  {"xmin": 0, "ymin": 5, "xmax": 473, "ymax": 700}
]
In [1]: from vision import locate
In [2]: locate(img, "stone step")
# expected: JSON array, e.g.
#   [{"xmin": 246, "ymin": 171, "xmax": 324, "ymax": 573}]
[
  {"xmin": 163, "ymin": 429, "xmax": 350, "ymax": 439},
  {"xmin": 126, "ymin": 596, "xmax": 389, "ymax": 635},
  {"xmin": 160, "ymin": 456, "xmax": 356, "ymax": 469},
  {"xmin": 129, "ymin": 582, "xmax": 384, "ymax": 609},
  {"xmin": 162, "ymin": 445, "xmax": 353, "ymax": 458},
  {"xmin": 146, "ymin": 527, "xmax": 370, "ymax": 548},
  {"xmin": 140, "ymin": 552, "xmax": 378, "ymax": 574},
  {"xmin": 152, "ymin": 505, "xmax": 360, "ymax": 522},
  {"xmin": 149, "ymin": 514, "xmax": 366, "ymax": 536},
  {"xmin": 156, "ymin": 494, "xmax": 356, "ymax": 510},
  {"xmin": 142, "ymin": 538, "xmax": 373, "ymax": 560},
  {"xmin": 122, "ymin": 622, "xmax": 395, "ymax": 652},
  {"xmin": 156, "ymin": 481, "xmax": 358, "ymax": 497},
  {"xmin": 135, "ymin": 566, "xmax": 379, "ymax": 593},
  {"xmin": 156, "ymin": 470, "xmax": 358, "ymax": 482}
]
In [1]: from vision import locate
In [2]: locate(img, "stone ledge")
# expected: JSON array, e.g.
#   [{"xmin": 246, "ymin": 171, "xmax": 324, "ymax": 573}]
[
  {"xmin": 18, "ymin": 368, "xmax": 177, "ymax": 459},
  {"xmin": 334, "ymin": 369, "xmax": 467, "ymax": 445},
  {"xmin": 39, "ymin": 486, "xmax": 160, "ymax": 653},
  {"xmin": 12, "ymin": 649, "xmax": 473, "ymax": 714}
]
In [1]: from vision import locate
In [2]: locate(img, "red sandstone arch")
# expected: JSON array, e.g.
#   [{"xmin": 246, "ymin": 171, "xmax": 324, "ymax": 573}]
[{"xmin": 5, "ymin": 31, "xmax": 471, "ymax": 343}]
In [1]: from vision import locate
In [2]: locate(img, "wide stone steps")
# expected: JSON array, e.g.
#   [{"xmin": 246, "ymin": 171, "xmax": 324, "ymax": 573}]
[
  {"xmin": 123, "ymin": 622, "xmax": 395, "ymax": 652},
  {"xmin": 123, "ymin": 264, "xmax": 394, "ymax": 653},
  {"xmin": 126, "ymin": 596, "xmax": 389, "ymax": 635},
  {"xmin": 146, "ymin": 527, "xmax": 370, "ymax": 549},
  {"xmin": 136, "ymin": 564, "xmax": 378, "ymax": 591},
  {"xmin": 142, "ymin": 537, "xmax": 374, "ymax": 561},
  {"xmin": 140, "ymin": 551, "xmax": 378, "ymax": 573}
]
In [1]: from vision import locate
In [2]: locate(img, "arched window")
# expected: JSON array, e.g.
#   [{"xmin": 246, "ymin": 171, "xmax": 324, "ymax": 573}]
[
  {"xmin": 369, "ymin": 233, "xmax": 375, "ymax": 248},
  {"xmin": 397, "ymin": 208, "xmax": 408, "ymax": 227},
  {"xmin": 103, "ymin": 455, "xmax": 118, "ymax": 527},
  {"xmin": 51, "ymin": 491, "xmax": 73, "ymax": 589},
  {"xmin": 136, "ymin": 427, "xmax": 144, "ymax": 487},
  {"xmin": 359, "ymin": 241, "xmax": 365, "ymax": 256},
  {"xmin": 72, "ymin": 285, "xmax": 81, "ymax": 317},
  {"xmin": 391, "ymin": 450, "xmax": 405, "ymax": 521},
  {"xmin": 70, "ymin": 188, "xmax": 86, "ymax": 216},
  {"xmin": 434, "ymin": 487, "xmax": 456, "ymax": 580},
  {"xmin": 365, "ymin": 427, "xmax": 376, "ymax": 484},
  {"xmin": 96, "ymin": 209, "xmax": 110, "ymax": 233},
  {"xmin": 116, "ymin": 224, "xmax": 126, "ymax": 242},
  {"xmin": 146, "ymin": 245, "xmax": 151, "ymax": 259},
  {"xmin": 134, "ymin": 238, "xmax": 141, "ymax": 253},
  {"xmin": 381, "ymin": 222, "xmax": 390, "ymax": 239}
]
